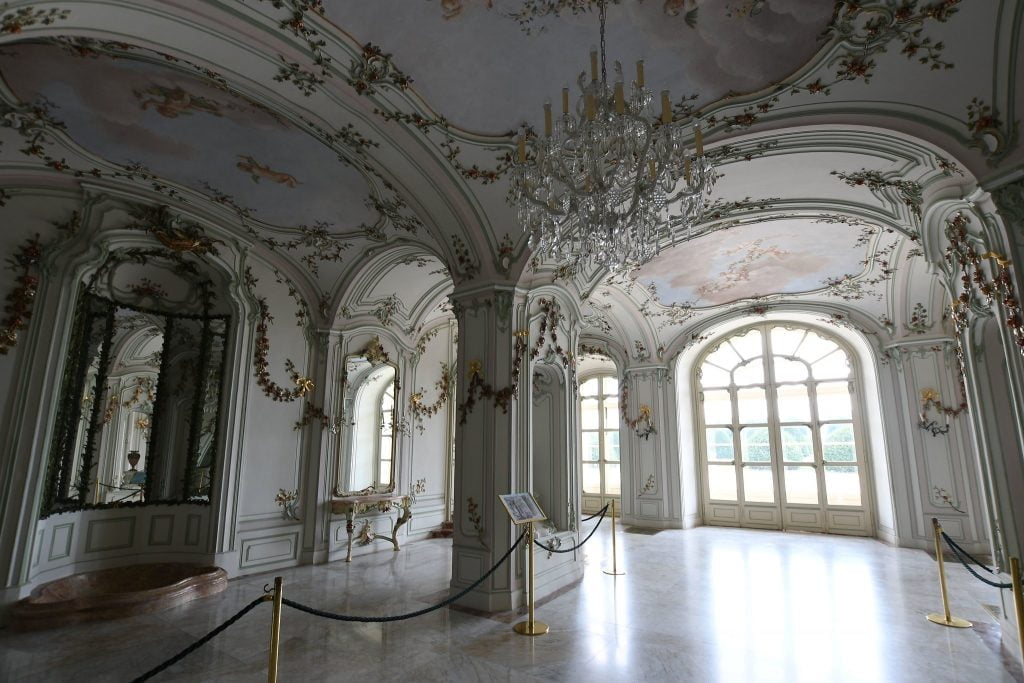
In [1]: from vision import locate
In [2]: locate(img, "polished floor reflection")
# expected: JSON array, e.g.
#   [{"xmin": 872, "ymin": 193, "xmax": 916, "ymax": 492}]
[{"xmin": 0, "ymin": 526, "xmax": 1019, "ymax": 682}]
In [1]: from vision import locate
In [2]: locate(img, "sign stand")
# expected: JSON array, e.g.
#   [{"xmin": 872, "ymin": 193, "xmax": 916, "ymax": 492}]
[{"xmin": 499, "ymin": 492, "xmax": 549, "ymax": 637}]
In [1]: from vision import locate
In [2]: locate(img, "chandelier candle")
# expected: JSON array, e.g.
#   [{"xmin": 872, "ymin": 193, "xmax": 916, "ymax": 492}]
[{"xmin": 512, "ymin": 0, "xmax": 716, "ymax": 272}]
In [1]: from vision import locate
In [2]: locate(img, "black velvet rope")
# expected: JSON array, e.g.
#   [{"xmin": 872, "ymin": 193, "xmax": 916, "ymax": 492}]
[
  {"xmin": 281, "ymin": 530, "xmax": 527, "ymax": 623},
  {"xmin": 940, "ymin": 531, "xmax": 1014, "ymax": 589},
  {"xmin": 535, "ymin": 503, "xmax": 609, "ymax": 554},
  {"xmin": 942, "ymin": 531, "xmax": 998, "ymax": 574},
  {"xmin": 580, "ymin": 506, "xmax": 607, "ymax": 522},
  {"xmin": 130, "ymin": 595, "xmax": 267, "ymax": 683}
]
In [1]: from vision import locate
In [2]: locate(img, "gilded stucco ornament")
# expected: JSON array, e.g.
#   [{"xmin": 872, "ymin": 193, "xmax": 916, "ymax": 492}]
[
  {"xmin": 360, "ymin": 336, "xmax": 390, "ymax": 366},
  {"xmin": 637, "ymin": 473, "xmax": 656, "ymax": 497},
  {"xmin": 0, "ymin": 4, "xmax": 70, "ymax": 36},
  {"xmin": 965, "ymin": 97, "xmax": 1020, "ymax": 167},
  {"xmin": 347, "ymin": 43, "xmax": 413, "ymax": 95},
  {"xmin": 620, "ymin": 383, "xmax": 657, "ymax": 440},
  {"xmin": 275, "ymin": 488, "xmax": 300, "ymax": 520},
  {"xmin": 990, "ymin": 177, "xmax": 1024, "ymax": 229},
  {"xmin": 245, "ymin": 267, "xmax": 316, "ymax": 402},
  {"xmin": 0, "ymin": 235, "xmax": 43, "ymax": 355},
  {"xmin": 128, "ymin": 205, "xmax": 223, "ymax": 256},
  {"xmin": 945, "ymin": 213, "xmax": 1024, "ymax": 363},
  {"xmin": 409, "ymin": 362, "xmax": 454, "ymax": 434}
]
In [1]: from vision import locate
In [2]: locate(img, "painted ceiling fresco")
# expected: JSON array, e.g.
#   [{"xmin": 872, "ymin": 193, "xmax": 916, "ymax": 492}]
[
  {"xmin": 632, "ymin": 218, "xmax": 867, "ymax": 307},
  {"xmin": 0, "ymin": 42, "xmax": 376, "ymax": 229},
  {"xmin": 328, "ymin": 0, "xmax": 833, "ymax": 134}
]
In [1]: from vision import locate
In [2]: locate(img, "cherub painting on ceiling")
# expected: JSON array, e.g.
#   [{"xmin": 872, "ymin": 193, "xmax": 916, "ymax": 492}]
[
  {"xmin": 134, "ymin": 85, "xmax": 224, "ymax": 119},
  {"xmin": 440, "ymin": 0, "xmax": 701, "ymax": 24},
  {"xmin": 236, "ymin": 155, "xmax": 300, "ymax": 188},
  {"xmin": 633, "ymin": 219, "xmax": 867, "ymax": 308},
  {"xmin": 440, "ymin": 0, "xmax": 492, "ymax": 20},
  {"xmin": 0, "ymin": 42, "xmax": 375, "ymax": 229},
  {"xmin": 696, "ymin": 238, "xmax": 787, "ymax": 299}
]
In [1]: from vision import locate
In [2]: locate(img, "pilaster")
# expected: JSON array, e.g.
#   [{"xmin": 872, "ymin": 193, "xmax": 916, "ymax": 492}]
[{"xmin": 449, "ymin": 283, "xmax": 522, "ymax": 611}]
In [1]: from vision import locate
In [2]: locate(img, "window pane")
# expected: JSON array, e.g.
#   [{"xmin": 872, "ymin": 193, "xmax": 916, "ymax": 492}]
[
  {"xmin": 604, "ymin": 431, "xmax": 620, "ymax": 462},
  {"xmin": 582, "ymin": 432, "xmax": 600, "ymax": 461},
  {"xmin": 603, "ymin": 397, "xmax": 619, "ymax": 427},
  {"xmin": 706, "ymin": 428, "xmax": 734, "ymax": 462},
  {"xmin": 707, "ymin": 464, "xmax": 737, "ymax": 501},
  {"xmin": 817, "ymin": 382, "xmax": 852, "ymax": 421},
  {"xmin": 729, "ymin": 329, "xmax": 763, "ymax": 359},
  {"xmin": 604, "ymin": 463, "xmax": 621, "ymax": 495},
  {"xmin": 700, "ymin": 363, "xmax": 731, "ymax": 388},
  {"xmin": 737, "ymin": 387, "xmax": 768, "ymax": 424},
  {"xmin": 783, "ymin": 466, "xmax": 818, "ymax": 505},
  {"xmin": 824, "ymin": 466, "xmax": 861, "ymax": 506},
  {"xmin": 740, "ymin": 426, "xmax": 771, "ymax": 462},
  {"xmin": 771, "ymin": 327, "xmax": 805, "ymax": 356},
  {"xmin": 773, "ymin": 356, "xmax": 808, "ymax": 382},
  {"xmin": 798, "ymin": 331, "xmax": 839, "ymax": 363},
  {"xmin": 602, "ymin": 376, "xmax": 619, "ymax": 395},
  {"xmin": 733, "ymin": 358, "xmax": 764, "ymax": 386},
  {"xmin": 581, "ymin": 398, "xmax": 600, "ymax": 429},
  {"xmin": 821, "ymin": 423, "xmax": 856, "ymax": 462},
  {"xmin": 581, "ymin": 378, "xmax": 600, "ymax": 396},
  {"xmin": 780, "ymin": 425, "xmax": 813, "ymax": 462},
  {"xmin": 743, "ymin": 466, "xmax": 774, "ymax": 503},
  {"xmin": 703, "ymin": 389, "xmax": 732, "ymax": 425},
  {"xmin": 812, "ymin": 350, "xmax": 850, "ymax": 380},
  {"xmin": 705, "ymin": 343, "xmax": 742, "ymax": 371},
  {"xmin": 582, "ymin": 463, "xmax": 601, "ymax": 493},
  {"xmin": 776, "ymin": 384, "xmax": 811, "ymax": 422}
]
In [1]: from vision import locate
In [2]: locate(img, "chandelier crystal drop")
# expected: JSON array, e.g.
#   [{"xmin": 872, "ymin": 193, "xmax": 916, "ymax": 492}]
[{"xmin": 511, "ymin": 0, "xmax": 716, "ymax": 273}]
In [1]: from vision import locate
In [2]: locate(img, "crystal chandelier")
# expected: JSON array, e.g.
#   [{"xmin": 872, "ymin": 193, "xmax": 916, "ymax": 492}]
[{"xmin": 511, "ymin": 0, "xmax": 715, "ymax": 273}]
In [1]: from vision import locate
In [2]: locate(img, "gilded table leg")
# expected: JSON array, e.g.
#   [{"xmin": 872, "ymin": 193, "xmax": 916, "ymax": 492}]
[
  {"xmin": 391, "ymin": 506, "xmax": 412, "ymax": 552},
  {"xmin": 345, "ymin": 509, "xmax": 355, "ymax": 562}
]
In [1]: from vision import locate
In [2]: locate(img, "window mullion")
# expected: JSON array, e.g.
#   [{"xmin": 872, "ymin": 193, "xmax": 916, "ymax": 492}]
[{"xmin": 761, "ymin": 323, "xmax": 785, "ymax": 507}]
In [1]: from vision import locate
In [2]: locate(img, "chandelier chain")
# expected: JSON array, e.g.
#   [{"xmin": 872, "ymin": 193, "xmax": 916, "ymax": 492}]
[{"xmin": 599, "ymin": 0, "xmax": 607, "ymax": 85}]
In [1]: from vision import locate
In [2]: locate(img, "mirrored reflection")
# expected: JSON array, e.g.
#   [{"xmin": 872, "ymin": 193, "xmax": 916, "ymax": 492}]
[
  {"xmin": 341, "ymin": 354, "xmax": 398, "ymax": 493},
  {"xmin": 92, "ymin": 309, "xmax": 164, "ymax": 505},
  {"xmin": 45, "ymin": 294, "xmax": 228, "ymax": 515}
]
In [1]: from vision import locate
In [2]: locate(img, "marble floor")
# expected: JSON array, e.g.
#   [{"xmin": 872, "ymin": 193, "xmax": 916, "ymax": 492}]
[{"xmin": 0, "ymin": 525, "xmax": 1020, "ymax": 682}]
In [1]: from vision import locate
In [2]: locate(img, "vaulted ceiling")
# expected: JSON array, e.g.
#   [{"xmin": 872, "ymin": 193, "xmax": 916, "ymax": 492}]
[{"xmin": 0, "ymin": 0, "xmax": 1019, "ymax": 344}]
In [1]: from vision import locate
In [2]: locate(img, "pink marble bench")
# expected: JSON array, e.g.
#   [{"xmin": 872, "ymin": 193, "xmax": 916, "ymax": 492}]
[{"xmin": 11, "ymin": 563, "xmax": 228, "ymax": 630}]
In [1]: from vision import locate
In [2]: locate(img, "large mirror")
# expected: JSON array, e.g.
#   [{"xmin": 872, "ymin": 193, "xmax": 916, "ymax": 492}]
[
  {"xmin": 43, "ymin": 293, "xmax": 229, "ymax": 515},
  {"xmin": 338, "ymin": 339, "xmax": 398, "ymax": 494}
]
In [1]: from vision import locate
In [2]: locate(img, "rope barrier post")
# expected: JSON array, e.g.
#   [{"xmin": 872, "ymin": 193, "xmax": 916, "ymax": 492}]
[
  {"xmin": 926, "ymin": 518, "xmax": 972, "ymax": 628},
  {"xmin": 1012, "ymin": 557, "xmax": 1024, "ymax": 669},
  {"xmin": 603, "ymin": 499, "xmax": 624, "ymax": 576},
  {"xmin": 514, "ymin": 521, "xmax": 549, "ymax": 636},
  {"xmin": 268, "ymin": 576, "xmax": 284, "ymax": 683}
]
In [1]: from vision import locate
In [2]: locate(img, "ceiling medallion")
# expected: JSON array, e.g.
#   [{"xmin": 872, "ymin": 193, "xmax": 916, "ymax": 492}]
[{"xmin": 511, "ymin": 0, "xmax": 716, "ymax": 273}]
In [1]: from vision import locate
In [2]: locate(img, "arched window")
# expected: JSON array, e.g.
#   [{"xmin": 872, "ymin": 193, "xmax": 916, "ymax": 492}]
[
  {"xmin": 696, "ymin": 323, "xmax": 871, "ymax": 535},
  {"xmin": 580, "ymin": 374, "xmax": 620, "ymax": 514},
  {"xmin": 378, "ymin": 384, "xmax": 394, "ymax": 488}
]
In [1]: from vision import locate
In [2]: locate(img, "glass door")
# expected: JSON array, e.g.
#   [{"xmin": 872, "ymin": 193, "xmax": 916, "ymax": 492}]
[
  {"xmin": 580, "ymin": 375, "xmax": 621, "ymax": 515},
  {"xmin": 698, "ymin": 324, "xmax": 871, "ymax": 535}
]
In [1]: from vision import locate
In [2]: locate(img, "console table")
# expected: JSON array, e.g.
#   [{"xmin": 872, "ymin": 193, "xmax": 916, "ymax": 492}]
[{"xmin": 330, "ymin": 492, "xmax": 412, "ymax": 562}]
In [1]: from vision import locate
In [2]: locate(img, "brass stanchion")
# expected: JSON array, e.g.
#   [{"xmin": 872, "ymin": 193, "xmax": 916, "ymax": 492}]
[
  {"xmin": 603, "ymin": 499, "xmax": 625, "ymax": 576},
  {"xmin": 514, "ymin": 521, "xmax": 549, "ymax": 635},
  {"xmin": 926, "ymin": 518, "xmax": 972, "ymax": 628},
  {"xmin": 1011, "ymin": 557, "xmax": 1024, "ymax": 669},
  {"xmin": 268, "ymin": 576, "xmax": 284, "ymax": 683}
]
